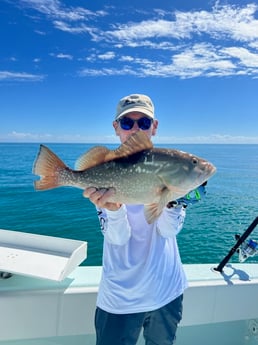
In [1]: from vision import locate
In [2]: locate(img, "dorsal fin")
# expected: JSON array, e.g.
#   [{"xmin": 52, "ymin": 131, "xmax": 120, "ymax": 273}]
[
  {"xmin": 75, "ymin": 146, "xmax": 110, "ymax": 170},
  {"xmin": 75, "ymin": 131, "xmax": 153, "ymax": 171},
  {"xmin": 106, "ymin": 131, "xmax": 153, "ymax": 161}
]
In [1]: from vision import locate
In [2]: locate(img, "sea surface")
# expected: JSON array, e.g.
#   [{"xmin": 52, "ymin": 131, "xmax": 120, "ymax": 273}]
[{"xmin": 0, "ymin": 142, "xmax": 258, "ymax": 267}]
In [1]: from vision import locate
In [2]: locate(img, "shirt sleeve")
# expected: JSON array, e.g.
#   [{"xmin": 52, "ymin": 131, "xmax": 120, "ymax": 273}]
[
  {"xmin": 96, "ymin": 205, "xmax": 131, "ymax": 245},
  {"xmin": 156, "ymin": 206, "xmax": 186, "ymax": 238}
]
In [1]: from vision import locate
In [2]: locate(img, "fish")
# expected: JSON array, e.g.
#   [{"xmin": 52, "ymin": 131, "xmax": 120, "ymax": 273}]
[{"xmin": 33, "ymin": 131, "xmax": 216, "ymax": 223}]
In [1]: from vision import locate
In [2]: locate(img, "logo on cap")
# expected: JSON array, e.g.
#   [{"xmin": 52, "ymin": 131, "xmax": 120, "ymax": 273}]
[{"xmin": 115, "ymin": 94, "xmax": 154, "ymax": 120}]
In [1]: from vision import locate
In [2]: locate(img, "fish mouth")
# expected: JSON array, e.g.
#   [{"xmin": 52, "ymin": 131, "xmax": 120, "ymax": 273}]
[
  {"xmin": 201, "ymin": 163, "xmax": 217, "ymax": 180},
  {"xmin": 194, "ymin": 163, "xmax": 216, "ymax": 184},
  {"xmin": 209, "ymin": 163, "xmax": 217, "ymax": 176}
]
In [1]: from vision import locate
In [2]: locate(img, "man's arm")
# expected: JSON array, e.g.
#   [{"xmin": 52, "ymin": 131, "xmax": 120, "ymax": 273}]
[{"xmin": 83, "ymin": 187, "xmax": 130, "ymax": 245}]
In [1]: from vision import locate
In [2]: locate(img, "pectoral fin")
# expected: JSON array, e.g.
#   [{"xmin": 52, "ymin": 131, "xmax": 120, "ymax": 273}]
[
  {"xmin": 144, "ymin": 203, "xmax": 161, "ymax": 224},
  {"xmin": 144, "ymin": 187, "xmax": 173, "ymax": 224}
]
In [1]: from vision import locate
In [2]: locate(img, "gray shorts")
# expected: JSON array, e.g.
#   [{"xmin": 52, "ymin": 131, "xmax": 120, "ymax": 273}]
[{"xmin": 95, "ymin": 294, "xmax": 183, "ymax": 345}]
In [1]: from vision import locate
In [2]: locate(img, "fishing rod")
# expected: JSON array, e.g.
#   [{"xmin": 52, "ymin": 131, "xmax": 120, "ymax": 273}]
[{"xmin": 214, "ymin": 216, "xmax": 258, "ymax": 273}]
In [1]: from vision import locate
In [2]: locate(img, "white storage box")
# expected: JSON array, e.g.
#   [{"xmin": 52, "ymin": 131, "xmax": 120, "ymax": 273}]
[{"xmin": 0, "ymin": 229, "xmax": 87, "ymax": 281}]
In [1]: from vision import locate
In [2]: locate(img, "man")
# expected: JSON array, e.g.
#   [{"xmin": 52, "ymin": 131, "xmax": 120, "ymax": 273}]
[{"xmin": 84, "ymin": 94, "xmax": 190, "ymax": 345}]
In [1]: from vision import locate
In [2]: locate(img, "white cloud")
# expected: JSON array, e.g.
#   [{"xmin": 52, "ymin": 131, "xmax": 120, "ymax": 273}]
[
  {"xmin": 1, "ymin": 131, "xmax": 118, "ymax": 143},
  {"xmin": 49, "ymin": 52, "xmax": 73, "ymax": 60},
  {"xmin": 98, "ymin": 4, "xmax": 258, "ymax": 45},
  {"xmin": 79, "ymin": 66, "xmax": 139, "ymax": 77},
  {"xmin": 222, "ymin": 47, "xmax": 258, "ymax": 67},
  {"xmin": 2, "ymin": 131, "xmax": 258, "ymax": 144},
  {"xmin": 173, "ymin": 3, "xmax": 258, "ymax": 42},
  {"xmin": 154, "ymin": 134, "xmax": 258, "ymax": 144},
  {"xmin": 250, "ymin": 40, "xmax": 258, "ymax": 49},
  {"xmin": 13, "ymin": 1, "xmax": 258, "ymax": 79},
  {"xmin": 6, "ymin": 131, "xmax": 52, "ymax": 141},
  {"xmin": 78, "ymin": 48, "xmax": 239, "ymax": 79},
  {"xmin": 56, "ymin": 53, "xmax": 73, "ymax": 60},
  {"xmin": 0, "ymin": 71, "xmax": 44, "ymax": 81},
  {"xmin": 18, "ymin": 1, "xmax": 258, "ymax": 44},
  {"xmin": 34, "ymin": 30, "xmax": 46, "ymax": 35},
  {"xmin": 120, "ymin": 56, "xmax": 134, "ymax": 62},
  {"xmin": 19, "ymin": 0, "xmax": 106, "ymax": 21},
  {"xmin": 106, "ymin": 19, "xmax": 190, "ymax": 42},
  {"xmin": 53, "ymin": 20, "xmax": 95, "ymax": 34},
  {"xmin": 98, "ymin": 51, "xmax": 115, "ymax": 60},
  {"xmin": 83, "ymin": 4, "xmax": 258, "ymax": 78},
  {"xmin": 171, "ymin": 43, "xmax": 237, "ymax": 77},
  {"xmin": 78, "ymin": 41, "xmax": 258, "ymax": 78}
]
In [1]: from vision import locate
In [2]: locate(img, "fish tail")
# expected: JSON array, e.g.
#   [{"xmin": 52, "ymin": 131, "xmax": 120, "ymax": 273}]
[{"xmin": 33, "ymin": 145, "xmax": 67, "ymax": 191}]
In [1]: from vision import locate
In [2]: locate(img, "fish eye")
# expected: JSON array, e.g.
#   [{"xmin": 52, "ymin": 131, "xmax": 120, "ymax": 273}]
[{"xmin": 192, "ymin": 157, "xmax": 198, "ymax": 165}]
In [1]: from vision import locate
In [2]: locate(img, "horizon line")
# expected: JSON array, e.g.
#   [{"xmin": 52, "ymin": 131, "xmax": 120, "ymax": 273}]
[{"xmin": 1, "ymin": 141, "xmax": 258, "ymax": 145}]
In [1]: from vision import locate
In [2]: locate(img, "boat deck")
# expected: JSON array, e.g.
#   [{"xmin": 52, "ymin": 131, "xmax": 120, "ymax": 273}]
[{"xmin": 1, "ymin": 263, "xmax": 258, "ymax": 345}]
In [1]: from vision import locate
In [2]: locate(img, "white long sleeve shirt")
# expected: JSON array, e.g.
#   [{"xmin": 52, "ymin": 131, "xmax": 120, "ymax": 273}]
[{"xmin": 96, "ymin": 204, "xmax": 188, "ymax": 314}]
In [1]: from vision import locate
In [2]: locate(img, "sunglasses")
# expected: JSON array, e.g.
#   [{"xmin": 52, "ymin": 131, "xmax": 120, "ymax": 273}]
[{"xmin": 118, "ymin": 116, "xmax": 153, "ymax": 131}]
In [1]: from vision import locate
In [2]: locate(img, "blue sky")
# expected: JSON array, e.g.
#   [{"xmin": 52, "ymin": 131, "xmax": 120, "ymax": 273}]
[{"xmin": 1, "ymin": 0, "xmax": 258, "ymax": 144}]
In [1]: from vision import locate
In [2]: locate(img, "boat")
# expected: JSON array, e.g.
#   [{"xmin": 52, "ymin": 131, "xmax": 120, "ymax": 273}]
[{"xmin": 1, "ymin": 219, "xmax": 258, "ymax": 345}]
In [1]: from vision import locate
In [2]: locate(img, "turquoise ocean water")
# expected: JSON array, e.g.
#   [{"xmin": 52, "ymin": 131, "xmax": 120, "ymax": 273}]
[{"xmin": 0, "ymin": 143, "xmax": 258, "ymax": 267}]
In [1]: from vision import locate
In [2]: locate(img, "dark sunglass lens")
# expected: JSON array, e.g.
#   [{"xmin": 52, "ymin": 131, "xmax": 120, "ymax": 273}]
[
  {"xmin": 138, "ymin": 117, "xmax": 152, "ymax": 130},
  {"xmin": 120, "ymin": 117, "xmax": 134, "ymax": 130}
]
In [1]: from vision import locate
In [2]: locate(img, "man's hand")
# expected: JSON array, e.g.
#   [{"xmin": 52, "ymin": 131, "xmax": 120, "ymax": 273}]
[{"xmin": 83, "ymin": 187, "xmax": 122, "ymax": 211}]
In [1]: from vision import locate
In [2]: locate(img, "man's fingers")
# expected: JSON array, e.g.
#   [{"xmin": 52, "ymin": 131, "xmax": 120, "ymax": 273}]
[
  {"xmin": 94, "ymin": 188, "xmax": 115, "ymax": 207},
  {"xmin": 83, "ymin": 187, "xmax": 97, "ymax": 198},
  {"xmin": 83, "ymin": 187, "xmax": 116, "ymax": 204}
]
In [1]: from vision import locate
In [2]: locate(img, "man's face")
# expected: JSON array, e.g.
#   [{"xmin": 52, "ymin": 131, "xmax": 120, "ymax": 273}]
[{"xmin": 113, "ymin": 112, "xmax": 158, "ymax": 143}]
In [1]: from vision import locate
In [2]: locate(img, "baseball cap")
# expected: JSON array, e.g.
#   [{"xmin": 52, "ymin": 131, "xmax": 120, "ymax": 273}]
[{"xmin": 115, "ymin": 94, "xmax": 155, "ymax": 120}]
